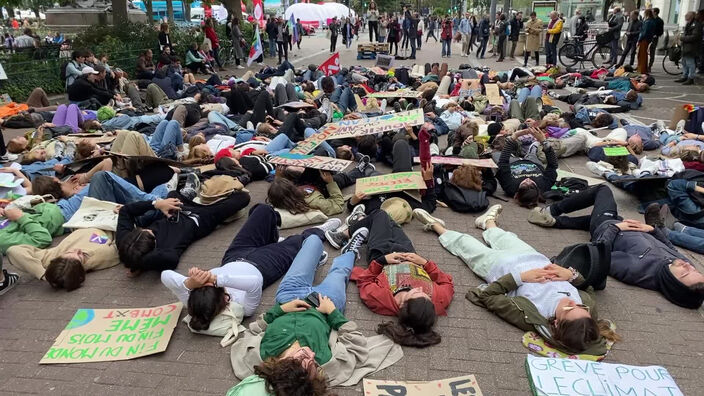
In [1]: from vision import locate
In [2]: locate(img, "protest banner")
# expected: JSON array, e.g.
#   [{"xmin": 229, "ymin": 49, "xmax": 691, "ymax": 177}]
[
  {"xmin": 270, "ymin": 153, "xmax": 352, "ymax": 172},
  {"xmin": 290, "ymin": 109, "xmax": 424, "ymax": 154},
  {"xmin": 63, "ymin": 197, "xmax": 120, "ymax": 232},
  {"xmin": 356, "ymin": 172, "xmax": 426, "ymax": 195},
  {"xmin": 363, "ymin": 375, "xmax": 483, "ymax": 396},
  {"xmin": 525, "ymin": 355, "xmax": 683, "ymax": 396},
  {"xmin": 40, "ymin": 303, "xmax": 182, "ymax": 364},
  {"xmin": 603, "ymin": 146, "xmax": 631, "ymax": 156},
  {"xmin": 413, "ymin": 156, "xmax": 498, "ymax": 169},
  {"xmin": 485, "ymin": 84, "xmax": 503, "ymax": 105},
  {"xmin": 369, "ymin": 90, "xmax": 422, "ymax": 99}
]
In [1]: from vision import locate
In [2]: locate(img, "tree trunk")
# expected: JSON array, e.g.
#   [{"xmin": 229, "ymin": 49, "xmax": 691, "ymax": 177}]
[
  {"xmin": 145, "ymin": 0, "xmax": 153, "ymax": 21},
  {"xmin": 502, "ymin": 0, "xmax": 509, "ymax": 13},
  {"xmin": 184, "ymin": 2, "xmax": 191, "ymax": 21},
  {"xmin": 112, "ymin": 0, "xmax": 129, "ymax": 24},
  {"xmin": 489, "ymin": 0, "xmax": 496, "ymax": 23},
  {"xmin": 33, "ymin": 7, "xmax": 40, "ymax": 18},
  {"xmin": 7, "ymin": 8, "xmax": 15, "ymax": 19},
  {"xmin": 222, "ymin": 0, "xmax": 243, "ymax": 22},
  {"xmin": 166, "ymin": 0, "xmax": 174, "ymax": 22}
]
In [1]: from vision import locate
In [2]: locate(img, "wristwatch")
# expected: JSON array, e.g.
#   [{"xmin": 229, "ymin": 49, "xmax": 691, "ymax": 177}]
[{"xmin": 567, "ymin": 267, "xmax": 580, "ymax": 282}]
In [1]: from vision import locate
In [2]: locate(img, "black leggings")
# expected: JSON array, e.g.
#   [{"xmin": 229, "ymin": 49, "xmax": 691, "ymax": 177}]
[
  {"xmin": 550, "ymin": 185, "xmax": 622, "ymax": 236},
  {"xmin": 349, "ymin": 209, "xmax": 415, "ymax": 264},
  {"xmin": 524, "ymin": 50, "xmax": 539, "ymax": 66},
  {"xmin": 124, "ymin": 163, "xmax": 175, "ymax": 193},
  {"xmin": 389, "ymin": 39, "xmax": 398, "ymax": 55},
  {"xmin": 0, "ymin": 128, "xmax": 6, "ymax": 156}
]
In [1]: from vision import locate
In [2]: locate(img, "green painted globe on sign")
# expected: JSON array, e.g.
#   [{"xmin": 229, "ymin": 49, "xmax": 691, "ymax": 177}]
[{"xmin": 65, "ymin": 309, "xmax": 96, "ymax": 330}]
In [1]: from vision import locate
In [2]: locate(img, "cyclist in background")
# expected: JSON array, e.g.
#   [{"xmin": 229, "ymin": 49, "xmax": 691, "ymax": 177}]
[{"xmin": 573, "ymin": 12, "xmax": 589, "ymax": 56}]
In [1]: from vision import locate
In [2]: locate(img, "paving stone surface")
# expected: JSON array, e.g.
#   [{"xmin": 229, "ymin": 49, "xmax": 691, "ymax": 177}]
[{"xmin": 1, "ymin": 33, "xmax": 703, "ymax": 396}]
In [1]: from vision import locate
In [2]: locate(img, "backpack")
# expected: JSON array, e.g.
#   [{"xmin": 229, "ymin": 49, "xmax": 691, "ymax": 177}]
[
  {"xmin": 552, "ymin": 241, "xmax": 611, "ymax": 290},
  {"xmin": 441, "ymin": 183, "xmax": 489, "ymax": 213},
  {"xmin": 60, "ymin": 61, "xmax": 72, "ymax": 81},
  {"xmin": 543, "ymin": 177, "xmax": 589, "ymax": 201}
]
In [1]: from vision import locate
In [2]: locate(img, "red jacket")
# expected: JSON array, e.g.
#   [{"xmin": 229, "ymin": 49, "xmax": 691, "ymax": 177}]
[
  {"xmin": 205, "ymin": 26, "xmax": 220, "ymax": 48},
  {"xmin": 350, "ymin": 260, "xmax": 454, "ymax": 316}
]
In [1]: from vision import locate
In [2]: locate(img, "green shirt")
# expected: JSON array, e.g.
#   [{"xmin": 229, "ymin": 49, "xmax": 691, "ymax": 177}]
[
  {"xmin": 259, "ymin": 304, "xmax": 348, "ymax": 366},
  {"xmin": 0, "ymin": 203, "xmax": 64, "ymax": 254}
]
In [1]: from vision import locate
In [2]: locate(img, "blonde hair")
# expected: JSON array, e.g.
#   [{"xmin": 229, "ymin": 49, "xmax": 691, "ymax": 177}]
[{"xmin": 187, "ymin": 135, "xmax": 207, "ymax": 160}]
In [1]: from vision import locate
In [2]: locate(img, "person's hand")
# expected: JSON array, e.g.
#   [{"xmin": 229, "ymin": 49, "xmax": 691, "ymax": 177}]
[
  {"xmin": 185, "ymin": 267, "xmax": 212, "ymax": 289},
  {"xmin": 462, "ymin": 135, "xmax": 474, "ymax": 147},
  {"xmin": 252, "ymin": 136, "xmax": 270, "ymax": 142},
  {"xmin": 683, "ymin": 133, "xmax": 700, "ymax": 140},
  {"xmin": 401, "ymin": 252, "xmax": 427, "ymax": 266},
  {"xmin": 3, "ymin": 207, "xmax": 24, "ymax": 221},
  {"xmin": 615, "ymin": 219, "xmax": 654, "ymax": 233},
  {"xmin": 52, "ymin": 163, "xmax": 66, "ymax": 173},
  {"xmin": 425, "ymin": 112, "xmax": 436, "ymax": 119},
  {"xmin": 520, "ymin": 268, "xmax": 553, "ymax": 283},
  {"xmin": 667, "ymin": 141, "xmax": 677, "ymax": 147},
  {"xmin": 531, "ymin": 127, "xmax": 546, "ymax": 143},
  {"xmin": 316, "ymin": 294, "xmax": 336, "ymax": 315},
  {"xmin": 280, "ymin": 299, "xmax": 311, "ymax": 313},
  {"xmin": 421, "ymin": 162, "xmax": 433, "ymax": 181},
  {"xmin": 251, "ymin": 149, "xmax": 269, "ymax": 156},
  {"xmin": 543, "ymin": 263, "xmax": 574, "ymax": 282},
  {"xmin": 350, "ymin": 191, "xmax": 368, "ymax": 205},
  {"xmin": 319, "ymin": 170, "xmax": 333, "ymax": 184},
  {"xmin": 113, "ymin": 204, "xmax": 123, "ymax": 214},
  {"xmin": 384, "ymin": 252, "xmax": 406, "ymax": 264},
  {"xmin": 154, "ymin": 198, "xmax": 182, "ymax": 217}
]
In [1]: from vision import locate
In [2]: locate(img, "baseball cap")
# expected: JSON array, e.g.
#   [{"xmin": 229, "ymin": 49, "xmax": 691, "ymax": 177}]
[{"xmin": 81, "ymin": 66, "xmax": 99, "ymax": 75}]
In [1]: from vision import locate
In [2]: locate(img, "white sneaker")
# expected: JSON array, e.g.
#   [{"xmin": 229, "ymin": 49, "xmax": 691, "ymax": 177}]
[
  {"xmin": 246, "ymin": 121, "xmax": 254, "ymax": 130},
  {"xmin": 236, "ymin": 65, "xmax": 245, "ymax": 69},
  {"xmin": 413, "ymin": 208, "xmax": 445, "ymax": 231},
  {"xmin": 586, "ymin": 161, "xmax": 609, "ymax": 176},
  {"xmin": 675, "ymin": 119, "xmax": 686, "ymax": 135},
  {"xmin": 380, "ymin": 98, "xmax": 387, "ymax": 114},
  {"xmin": 315, "ymin": 217, "xmax": 343, "ymax": 233},
  {"xmin": 475, "ymin": 204, "xmax": 502, "ymax": 230},
  {"xmin": 321, "ymin": 98, "xmax": 332, "ymax": 123},
  {"xmin": 0, "ymin": 153, "xmax": 18, "ymax": 163}
]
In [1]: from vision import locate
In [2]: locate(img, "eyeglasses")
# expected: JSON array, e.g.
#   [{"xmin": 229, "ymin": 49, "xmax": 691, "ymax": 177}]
[{"xmin": 562, "ymin": 304, "xmax": 590, "ymax": 313}]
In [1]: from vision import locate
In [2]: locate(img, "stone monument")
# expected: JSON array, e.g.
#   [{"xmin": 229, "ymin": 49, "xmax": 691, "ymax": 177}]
[{"xmin": 45, "ymin": 0, "xmax": 147, "ymax": 31}]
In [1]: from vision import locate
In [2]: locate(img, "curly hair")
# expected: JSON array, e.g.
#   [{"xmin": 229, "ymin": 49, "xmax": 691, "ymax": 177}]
[
  {"xmin": 254, "ymin": 358, "xmax": 329, "ymax": 396},
  {"xmin": 450, "ymin": 165, "xmax": 483, "ymax": 191},
  {"xmin": 267, "ymin": 178, "xmax": 310, "ymax": 215}
]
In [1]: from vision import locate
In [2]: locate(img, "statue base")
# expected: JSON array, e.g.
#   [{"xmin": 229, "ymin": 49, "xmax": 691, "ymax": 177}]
[{"xmin": 45, "ymin": 7, "xmax": 147, "ymax": 30}]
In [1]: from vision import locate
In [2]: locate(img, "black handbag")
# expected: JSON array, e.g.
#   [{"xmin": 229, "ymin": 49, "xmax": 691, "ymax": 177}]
[{"xmin": 552, "ymin": 241, "xmax": 611, "ymax": 290}]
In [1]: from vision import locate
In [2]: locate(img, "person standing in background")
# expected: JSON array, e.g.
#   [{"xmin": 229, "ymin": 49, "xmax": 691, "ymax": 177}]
[
  {"xmin": 158, "ymin": 23, "xmax": 172, "ymax": 52},
  {"xmin": 266, "ymin": 16, "xmax": 277, "ymax": 58},
  {"xmin": 606, "ymin": 7, "xmax": 625, "ymax": 65},
  {"xmin": 459, "ymin": 12, "xmax": 470, "ymax": 56},
  {"xmin": 416, "ymin": 14, "xmax": 424, "ymax": 50},
  {"xmin": 524, "ymin": 11, "xmax": 542, "ymax": 66},
  {"xmin": 509, "ymin": 11, "xmax": 523, "ymax": 59},
  {"xmin": 368, "ymin": 1, "xmax": 379, "ymax": 42},
  {"xmin": 231, "ymin": 17, "xmax": 245, "ymax": 69},
  {"xmin": 649, "ymin": 8, "xmax": 664, "ymax": 72},
  {"xmin": 426, "ymin": 15, "xmax": 437, "ymax": 42},
  {"xmin": 637, "ymin": 9, "xmax": 655, "ymax": 74},
  {"xmin": 476, "ymin": 14, "xmax": 490, "ymax": 59},
  {"xmin": 570, "ymin": 9, "xmax": 582, "ymax": 38},
  {"xmin": 204, "ymin": 18, "xmax": 225, "ymax": 71},
  {"xmin": 296, "ymin": 18, "xmax": 304, "ymax": 49},
  {"xmin": 440, "ymin": 15, "xmax": 452, "ymax": 58},
  {"xmin": 329, "ymin": 16, "xmax": 340, "ymax": 54},
  {"xmin": 677, "ymin": 11, "xmax": 702, "ymax": 85},
  {"xmin": 495, "ymin": 14, "xmax": 508, "ymax": 62},
  {"xmin": 617, "ymin": 10, "xmax": 642, "ymax": 68},
  {"xmin": 379, "ymin": 15, "xmax": 388, "ymax": 43},
  {"xmin": 544, "ymin": 11, "xmax": 563, "ymax": 65}
]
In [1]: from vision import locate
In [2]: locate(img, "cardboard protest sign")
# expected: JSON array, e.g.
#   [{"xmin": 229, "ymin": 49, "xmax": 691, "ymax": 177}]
[
  {"xmin": 356, "ymin": 172, "xmax": 426, "ymax": 195},
  {"xmin": 485, "ymin": 84, "xmax": 503, "ymax": 105},
  {"xmin": 603, "ymin": 146, "xmax": 630, "ymax": 156},
  {"xmin": 525, "ymin": 355, "xmax": 683, "ymax": 396},
  {"xmin": 369, "ymin": 90, "xmax": 422, "ymax": 98},
  {"xmin": 413, "ymin": 156, "xmax": 498, "ymax": 169},
  {"xmin": 582, "ymin": 104, "xmax": 623, "ymax": 109},
  {"xmin": 363, "ymin": 375, "xmax": 483, "ymax": 396},
  {"xmin": 270, "ymin": 153, "xmax": 352, "ymax": 172},
  {"xmin": 63, "ymin": 197, "xmax": 120, "ymax": 232},
  {"xmin": 290, "ymin": 109, "xmax": 424, "ymax": 154},
  {"xmin": 41, "ymin": 303, "xmax": 182, "ymax": 364}
]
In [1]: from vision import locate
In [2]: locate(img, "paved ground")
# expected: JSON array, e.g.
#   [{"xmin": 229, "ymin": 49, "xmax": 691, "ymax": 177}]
[{"xmin": 1, "ymin": 33, "xmax": 704, "ymax": 396}]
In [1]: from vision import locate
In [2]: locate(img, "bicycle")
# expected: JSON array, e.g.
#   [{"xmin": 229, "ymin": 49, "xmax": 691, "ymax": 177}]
[
  {"xmin": 662, "ymin": 43, "xmax": 682, "ymax": 76},
  {"xmin": 218, "ymin": 45, "xmax": 235, "ymax": 66},
  {"xmin": 559, "ymin": 37, "xmax": 611, "ymax": 69}
]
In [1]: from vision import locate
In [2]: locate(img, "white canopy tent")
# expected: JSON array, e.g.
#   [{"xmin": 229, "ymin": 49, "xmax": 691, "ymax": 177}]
[{"xmin": 283, "ymin": 2, "xmax": 355, "ymax": 27}]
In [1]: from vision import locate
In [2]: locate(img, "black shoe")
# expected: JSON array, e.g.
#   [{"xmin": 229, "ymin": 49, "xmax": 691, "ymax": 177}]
[
  {"xmin": 619, "ymin": 118, "xmax": 630, "ymax": 126},
  {"xmin": 341, "ymin": 227, "xmax": 369, "ymax": 259},
  {"xmin": 682, "ymin": 79, "xmax": 694, "ymax": 85},
  {"xmin": 660, "ymin": 204, "xmax": 677, "ymax": 230},
  {"xmin": 179, "ymin": 173, "xmax": 200, "ymax": 201},
  {"xmin": 674, "ymin": 77, "xmax": 687, "ymax": 83},
  {"xmin": 325, "ymin": 229, "xmax": 348, "ymax": 249},
  {"xmin": 0, "ymin": 269, "xmax": 19, "ymax": 296},
  {"xmin": 644, "ymin": 203, "xmax": 663, "ymax": 227}
]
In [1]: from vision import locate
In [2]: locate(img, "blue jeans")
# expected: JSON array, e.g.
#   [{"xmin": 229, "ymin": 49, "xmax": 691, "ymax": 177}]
[
  {"xmin": 442, "ymin": 39, "xmax": 451, "ymax": 56},
  {"xmin": 88, "ymin": 171, "xmax": 166, "ymax": 204},
  {"xmin": 682, "ymin": 56, "xmax": 696, "ymax": 80},
  {"xmin": 102, "ymin": 114, "xmax": 164, "ymax": 130},
  {"xmin": 666, "ymin": 226, "xmax": 704, "ymax": 254},
  {"xmin": 609, "ymin": 39, "xmax": 619, "ymax": 63},
  {"xmin": 517, "ymin": 86, "xmax": 543, "ymax": 104},
  {"xmin": 266, "ymin": 128, "xmax": 335, "ymax": 157},
  {"xmin": 208, "ymin": 111, "xmax": 242, "ymax": 131},
  {"xmin": 331, "ymin": 87, "xmax": 356, "ymax": 113},
  {"xmin": 275, "ymin": 236, "xmax": 355, "ymax": 313},
  {"xmin": 268, "ymin": 38, "xmax": 276, "ymax": 57},
  {"xmin": 149, "ymin": 120, "xmax": 183, "ymax": 156},
  {"xmin": 667, "ymin": 179, "xmax": 704, "ymax": 225}
]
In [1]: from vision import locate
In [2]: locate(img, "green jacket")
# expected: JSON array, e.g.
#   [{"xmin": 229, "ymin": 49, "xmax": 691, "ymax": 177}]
[
  {"xmin": 466, "ymin": 273, "xmax": 607, "ymax": 356},
  {"xmin": 0, "ymin": 203, "xmax": 64, "ymax": 254},
  {"xmin": 226, "ymin": 375, "xmax": 270, "ymax": 396},
  {"xmin": 304, "ymin": 181, "xmax": 345, "ymax": 216}
]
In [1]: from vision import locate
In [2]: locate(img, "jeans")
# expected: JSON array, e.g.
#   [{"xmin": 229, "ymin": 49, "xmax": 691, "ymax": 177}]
[
  {"xmin": 550, "ymin": 184, "xmax": 622, "ymax": 236},
  {"xmin": 102, "ymin": 114, "xmax": 164, "ymax": 131},
  {"xmin": 268, "ymin": 38, "xmax": 276, "ymax": 57},
  {"xmin": 275, "ymin": 236, "xmax": 355, "ymax": 313},
  {"xmin": 267, "ymin": 127, "xmax": 335, "ymax": 157},
  {"xmin": 87, "ymin": 171, "xmax": 166, "ymax": 211},
  {"xmin": 665, "ymin": 226, "xmax": 704, "ymax": 254},
  {"xmin": 545, "ymin": 41, "xmax": 557, "ymax": 65},
  {"xmin": 208, "ymin": 111, "xmax": 242, "ymax": 131},
  {"xmin": 148, "ymin": 119, "xmax": 183, "ymax": 157},
  {"xmin": 331, "ymin": 86, "xmax": 356, "ymax": 113},
  {"xmin": 441, "ymin": 39, "xmax": 451, "ymax": 56},
  {"xmin": 667, "ymin": 179, "xmax": 704, "ymax": 225},
  {"xmin": 409, "ymin": 36, "xmax": 417, "ymax": 58},
  {"xmin": 276, "ymin": 41, "xmax": 288, "ymax": 64},
  {"xmin": 21, "ymin": 158, "xmax": 72, "ymax": 180},
  {"xmin": 349, "ymin": 210, "xmax": 415, "ymax": 264},
  {"xmin": 477, "ymin": 37, "xmax": 488, "ymax": 58},
  {"xmin": 682, "ymin": 56, "xmax": 697, "ymax": 80},
  {"xmin": 517, "ymin": 86, "xmax": 542, "ymax": 104}
]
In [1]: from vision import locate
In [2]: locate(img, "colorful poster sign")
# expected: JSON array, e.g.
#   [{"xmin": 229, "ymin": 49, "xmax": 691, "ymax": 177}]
[
  {"xmin": 356, "ymin": 172, "xmax": 426, "ymax": 195},
  {"xmin": 270, "ymin": 153, "xmax": 352, "ymax": 172},
  {"xmin": 363, "ymin": 375, "xmax": 483, "ymax": 396},
  {"xmin": 40, "ymin": 303, "xmax": 183, "ymax": 364},
  {"xmin": 369, "ymin": 90, "xmax": 422, "ymax": 98},
  {"xmin": 290, "ymin": 109, "xmax": 425, "ymax": 154},
  {"xmin": 525, "ymin": 355, "xmax": 683, "ymax": 396},
  {"xmin": 413, "ymin": 156, "xmax": 498, "ymax": 168}
]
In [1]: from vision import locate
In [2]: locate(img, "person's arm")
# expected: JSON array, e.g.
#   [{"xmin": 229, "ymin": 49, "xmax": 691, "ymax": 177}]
[
  {"xmin": 116, "ymin": 200, "xmax": 157, "ymax": 243},
  {"xmin": 496, "ymin": 137, "xmax": 518, "ymax": 195},
  {"xmin": 350, "ymin": 261, "xmax": 399, "ymax": 316},
  {"xmin": 77, "ymin": 158, "xmax": 112, "ymax": 184},
  {"xmin": 307, "ymin": 179, "xmax": 345, "ymax": 216},
  {"xmin": 465, "ymin": 274, "xmax": 534, "ymax": 331},
  {"xmin": 185, "ymin": 51, "xmax": 198, "ymax": 64},
  {"xmin": 547, "ymin": 19, "xmax": 563, "ymax": 34},
  {"xmin": 541, "ymin": 143, "xmax": 559, "ymax": 184},
  {"xmin": 262, "ymin": 304, "xmax": 286, "ymax": 324},
  {"xmin": 215, "ymin": 267, "xmax": 263, "ymax": 316},
  {"xmin": 160, "ymin": 270, "xmax": 191, "ymax": 305},
  {"xmin": 6, "ymin": 245, "xmax": 46, "ymax": 279},
  {"xmin": 424, "ymin": 260, "xmax": 454, "ymax": 313},
  {"xmin": 0, "ymin": 167, "xmax": 30, "ymax": 190},
  {"xmin": 0, "ymin": 208, "xmax": 53, "ymax": 251}
]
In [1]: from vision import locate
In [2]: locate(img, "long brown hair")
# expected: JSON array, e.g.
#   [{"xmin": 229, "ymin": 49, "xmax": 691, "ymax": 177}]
[
  {"xmin": 254, "ymin": 358, "xmax": 329, "ymax": 396},
  {"xmin": 549, "ymin": 317, "xmax": 621, "ymax": 353},
  {"xmin": 376, "ymin": 298, "xmax": 441, "ymax": 348},
  {"xmin": 266, "ymin": 178, "xmax": 310, "ymax": 214},
  {"xmin": 451, "ymin": 165, "xmax": 483, "ymax": 191}
]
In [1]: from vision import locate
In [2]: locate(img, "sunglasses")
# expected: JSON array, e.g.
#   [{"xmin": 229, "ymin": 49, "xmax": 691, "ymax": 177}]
[{"xmin": 562, "ymin": 304, "xmax": 590, "ymax": 313}]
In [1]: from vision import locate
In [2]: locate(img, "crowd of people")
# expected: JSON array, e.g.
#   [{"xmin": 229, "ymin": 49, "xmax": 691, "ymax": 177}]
[{"xmin": 0, "ymin": 4, "xmax": 703, "ymax": 396}]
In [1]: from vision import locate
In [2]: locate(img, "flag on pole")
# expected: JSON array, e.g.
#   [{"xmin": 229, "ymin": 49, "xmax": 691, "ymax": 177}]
[
  {"xmin": 252, "ymin": 0, "xmax": 264, "ymax": 27},
  {"xmin": 247, "ymin": 26, "xmax": 263, "ymax": 66},
  {"xmin": 317, "ymin": 52, "xmax": 340, "ymax": 76},
  {"xmin": 290, "ymin": 14, "xmax": 299, "ymax": 45}
]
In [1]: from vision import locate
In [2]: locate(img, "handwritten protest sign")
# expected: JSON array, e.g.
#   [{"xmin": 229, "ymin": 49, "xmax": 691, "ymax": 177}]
[
  {"xmin": 356, "ymin": 172, "xmax": 426, "ymax": 195},
  {"xmin": 485, "ymin": 84, "xmax": 503, "ymax": 105},
  {"xmin": 603, "ymin": 146, "xmax": 630, "ymax": 156},
  {"xmin": 363, "ymin": 375, "xmax": 483, "ymax": 396},
  {"xmin": 525, "ymin": 355, "xmax": 683, "ymax": 396},
  {"xmin": 270, "ymin": 153, "xmax": 352, "ymax": 172},
  {"xmin": 369, "ymin": 90, "xmax": 422, "ymax": 98},
  {"xmin": 40, "ymin": 303, "xmax": 182, "ymax": 364},
  {"xmin": 413, "ymin": 156, "xmax": 498, "ymax": 169},
  {"xmin": 290, "ymin": 109, "xmax": 424, "ymax": 154}
]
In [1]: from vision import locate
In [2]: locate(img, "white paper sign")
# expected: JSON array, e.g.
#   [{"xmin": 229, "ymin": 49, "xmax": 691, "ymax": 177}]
[{"xmin": 525, "ymin": 355, "xmax": 683, "ymax": 396}]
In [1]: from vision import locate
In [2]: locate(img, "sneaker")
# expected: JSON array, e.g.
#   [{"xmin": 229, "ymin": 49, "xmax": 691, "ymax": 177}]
[
  {"xmin": 380, "ymin": 98, "xmax": 387, "ymax": 114},
  {"xmin": 325, "ymin": 229, "xmax": 348, "ymax": 249},
  {"xmin": 674, "ymin": 77, "xmax": 687, "ymax": 83},
  {"xmin": 179, "ymin": 173, "xmax": 200, "ymax": 201},
  {"xmin": 475, "ymin": 204, "xmax": 502, "ymax": 230},
  {"xmin": 659, "ymin": 204, "xmax": 677, "ymax": 230},
  {"xmin": 346, "ymin": 204, "xmax": 366, "ymax": 226},
  {"xmin": 315, "ymin": 218, "xmax": 343, "ymax": 233},
  {"xmin": 586, "ymin": 161, "xmax": 609, "ymax": 177},
  {"xmin": 0, "ymin": 153, "xmax": 18, "ymax": 163},
  {"xmin": 393, "ymin": 102, "xmax": 402, "ymax": 113},
  {"xmin": 644, "ymin": 203, "xmax": 664, "ymax": 227},
  {"xmin": 528, "ymin": 206, "xmax": 556, "ymax": 227},
  {"xmin": 246, "ymin": 121, "xmax": 254, "ymax": 130},
  {"xmin": 356, "ymin": 154, "xmax": 376, "ymax": 175},
  {"xmin": 320, "ymin": 98, "xmax": 333, "ymax": 123},
  {"xmin": 0, "ymin": 269, "xmax": 19, "ymax": 296},
  {"xmin": 341, "ymin": 227, "xmax": 369, "ymax": 258},
  {"xmin": 413, "ymin": 208, "xmax": 445, "ymax": 231},
  {"xmin": 675, "ymin": 119, "xmax": 686, "ymax": 135},
  {"xmin": 619, "ymin": 118, "xmax": 630, "ymax": 126},
  {"xmin": 682, "ymin": 79, "xmax": 694, "ymax": 86},
  {"xmin": 165, "ymin": 173, "xmax": 179, "ymax": 192},
  {"xmin": 317, "ymin": 250, "xmax": 329, "ymax": 267},
  {"xmin": 236, "ymin": 65, "xmax": 245, "ymax": 69}
]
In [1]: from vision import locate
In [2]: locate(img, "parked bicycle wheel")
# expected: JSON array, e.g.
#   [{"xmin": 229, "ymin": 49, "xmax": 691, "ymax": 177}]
[
  {"xmin": 591, "ymin": 45, "xmax": 611, "ymax": 68},
  {"xmin": 559, "ymin": 43, "xmax": 580, "ymax": 68},
  {"xmin": 663, "ymin": 46, "xmax": 682, "ymax": 76}
]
